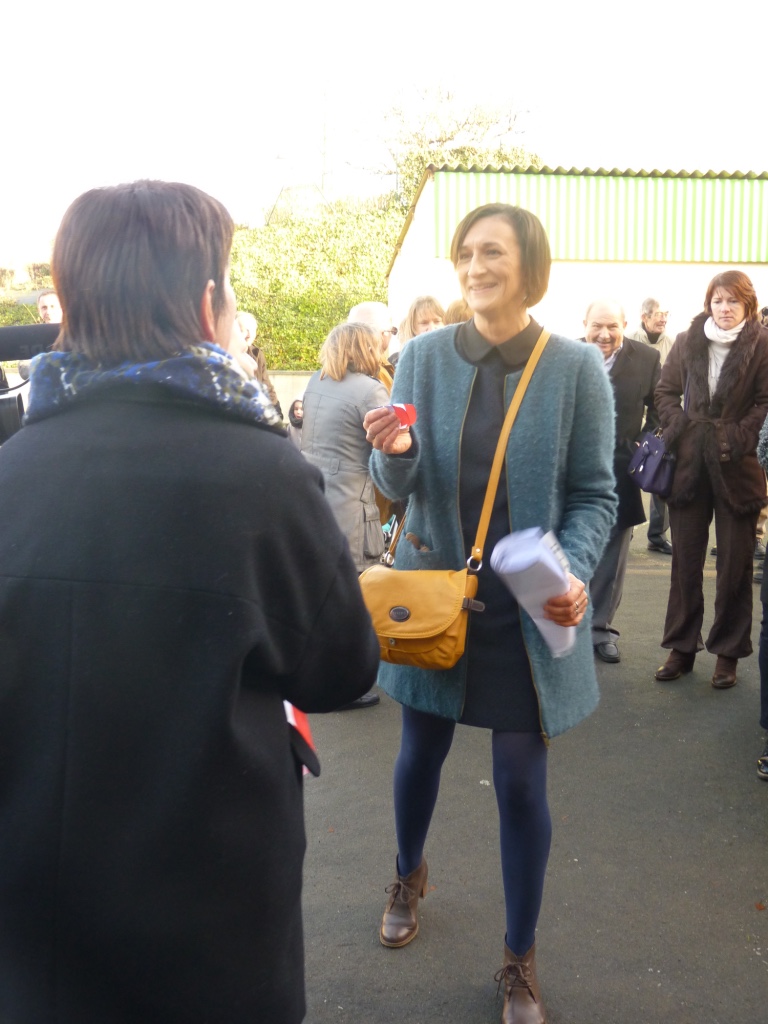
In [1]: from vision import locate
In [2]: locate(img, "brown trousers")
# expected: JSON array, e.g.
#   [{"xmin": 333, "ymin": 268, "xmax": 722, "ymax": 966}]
[{"xmin": 663, "ymin": 473, "xmax": 758, "ymax": 659}]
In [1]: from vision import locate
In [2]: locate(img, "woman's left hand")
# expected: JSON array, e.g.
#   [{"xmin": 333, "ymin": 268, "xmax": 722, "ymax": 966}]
[
  {"xmin": 543, "ymin": 573, "xmax": 588, "ymax": 627},
  {"xmin": 363, "ymin": 406, "xmax": 413, "ymax": 455}
]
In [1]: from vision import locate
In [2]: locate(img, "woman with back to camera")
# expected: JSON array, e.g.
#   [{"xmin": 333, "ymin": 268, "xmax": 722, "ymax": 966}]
[
  {"xmin": 364, "ymin": 203, "xmax": 617, "ymax": 1023},
  {"xmin": 301, "ymin": 322, "xmax": 390, "ymax": 576},
  {"xmin": 654, "ymin": 271, "xmax": 768, "ymax": 689},
  {"xmin": 301, "ymin": 321, "xmax": 393, "ymax": 709},
  {"xmin": 0, "ymin": 180, "xmax": 379, "ymax": 1024}
]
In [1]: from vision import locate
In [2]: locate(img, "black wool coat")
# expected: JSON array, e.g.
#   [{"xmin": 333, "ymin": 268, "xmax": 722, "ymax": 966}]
[
  {"xmin": 0, "ymin": 389, "xmax": 379, "ymax": 1024},
  {"xmin": 655, "ymin": 313, "xmax": 768, "ymax": 514},
  {"xmin": 605, "ymin": 337, "xmax": 661, "ymax": 530}
]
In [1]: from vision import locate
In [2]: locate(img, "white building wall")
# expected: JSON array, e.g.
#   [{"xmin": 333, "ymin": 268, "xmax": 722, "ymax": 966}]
[
  {"xmin": 538, "ymin": 261, "xmax": 768, "ymax": 341},
  {"xmin": 388, "ymin": 180, "xmax": 456, "ymax": 324},
  {"xmin": 391, "ymin": 251, "xmax": 768, "ymax": 343},
  {"xmin": 270, "ymin": 370, "xmax": 313, "ymax": 414}
]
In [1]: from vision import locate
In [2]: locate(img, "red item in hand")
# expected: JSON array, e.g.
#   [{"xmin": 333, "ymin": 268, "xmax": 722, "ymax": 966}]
[{"xmin": 391, "ymin": 403, "xmax": 417, "ymax": 426}]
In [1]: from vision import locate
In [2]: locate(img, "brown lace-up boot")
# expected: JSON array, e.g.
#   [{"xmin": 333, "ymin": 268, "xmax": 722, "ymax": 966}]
[
  {"xmin": 379, "ymin": 858, "xmax": 428, "ymax": 948},
  {"xmin": 494, "ymin": 941, "xmax": 546, "ymax": 1024}
]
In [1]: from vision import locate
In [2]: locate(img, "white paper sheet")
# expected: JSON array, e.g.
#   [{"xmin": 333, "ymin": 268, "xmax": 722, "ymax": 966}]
[{"xmin": 490, "ymin": 528, "xmax": 575, "ymax": 658}]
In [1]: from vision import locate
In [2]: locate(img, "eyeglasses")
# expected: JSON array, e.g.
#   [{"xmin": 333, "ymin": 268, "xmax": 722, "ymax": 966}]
[{"xmin": 382, "ymin": 327, "xmax": 398, "ymax": 337}]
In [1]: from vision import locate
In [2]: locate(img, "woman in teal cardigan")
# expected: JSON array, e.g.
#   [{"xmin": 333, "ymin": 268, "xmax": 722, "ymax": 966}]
[{"xmin": 366, "ymin": 204, "xmax": 616, "ymax": 1024}]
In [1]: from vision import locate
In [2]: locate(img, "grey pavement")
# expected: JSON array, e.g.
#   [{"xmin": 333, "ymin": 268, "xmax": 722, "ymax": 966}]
[{"xmin": 302, "ymin": 522, "xmax": 767, "ymax": 1024}]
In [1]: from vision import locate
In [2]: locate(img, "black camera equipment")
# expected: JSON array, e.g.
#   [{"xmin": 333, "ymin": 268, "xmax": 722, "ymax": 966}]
[{"xmin": 0, "ymin": 323, "xmax": 59, "ymax": 444}]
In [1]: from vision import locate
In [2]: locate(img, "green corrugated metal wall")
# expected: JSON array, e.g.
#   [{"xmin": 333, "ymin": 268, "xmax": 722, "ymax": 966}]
[{"xmin": 433, "ymin": 171, "xmax": 768, "ymax": 263}]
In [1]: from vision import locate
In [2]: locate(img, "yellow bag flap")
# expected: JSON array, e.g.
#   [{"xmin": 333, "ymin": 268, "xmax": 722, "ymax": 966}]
[{"xmin": 360, "ymin": 566, "xmax": 474, "ymax": 639}]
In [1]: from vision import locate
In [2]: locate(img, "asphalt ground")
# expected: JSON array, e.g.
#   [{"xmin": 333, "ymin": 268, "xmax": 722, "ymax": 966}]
[{"xmin": 302, "ymin": 518, "xmax": 767, "ymax": 1024}]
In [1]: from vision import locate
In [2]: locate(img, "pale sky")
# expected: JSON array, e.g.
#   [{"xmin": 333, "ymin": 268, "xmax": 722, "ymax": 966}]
[{"xmin": 2, "ymin": 0, "xmax": 767, "ymax": 269}]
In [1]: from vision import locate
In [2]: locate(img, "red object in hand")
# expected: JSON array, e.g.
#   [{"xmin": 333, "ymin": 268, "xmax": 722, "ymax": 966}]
[{"xmin": 391, "ymin": 403, "xmax": 417, "ymax": 426}]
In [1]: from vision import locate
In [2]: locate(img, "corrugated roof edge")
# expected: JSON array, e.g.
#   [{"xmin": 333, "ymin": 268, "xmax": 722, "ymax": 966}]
[
  {"xmin": 428, "ymin": 163, "xmax": 768, "ymax": 179},
  {"xmin": 386, "ymin": 163, "xmax": 768, "ymax": 278}
]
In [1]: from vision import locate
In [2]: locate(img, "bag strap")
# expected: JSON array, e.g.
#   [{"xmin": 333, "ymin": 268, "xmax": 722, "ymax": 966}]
[
  {"xmin": 384, "ymin": 328, "xmax": 551, "ymax": 569},
  {"xmin": 468, "ymin": 329, "xmax": 550, "ymax": 569},
  {"xmin": 382, "ymin": 515, "xmax": 407, "ymax": 564}
]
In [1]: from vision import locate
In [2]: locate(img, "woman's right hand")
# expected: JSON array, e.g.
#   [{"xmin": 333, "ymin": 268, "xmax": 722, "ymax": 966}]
[{"xmin": 364, "ymin": 407, "xmax": 413, "ymax": 455}]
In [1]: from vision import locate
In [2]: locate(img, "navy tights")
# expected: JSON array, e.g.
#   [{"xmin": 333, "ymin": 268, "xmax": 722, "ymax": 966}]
[{"xmin": 393, "ymin": 704, "xmax": 552, "ymax": 955}]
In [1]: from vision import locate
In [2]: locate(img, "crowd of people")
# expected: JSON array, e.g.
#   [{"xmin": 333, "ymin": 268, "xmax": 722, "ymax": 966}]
[{"xmin": 1, "ymin": 182, "xmax": 767, "ymax": 1024}]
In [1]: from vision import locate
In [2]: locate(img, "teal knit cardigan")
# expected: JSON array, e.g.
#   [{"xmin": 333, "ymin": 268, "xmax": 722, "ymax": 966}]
[{"xmin": 370, "ymin": 325, "xmax": 617, "ymax": 739}]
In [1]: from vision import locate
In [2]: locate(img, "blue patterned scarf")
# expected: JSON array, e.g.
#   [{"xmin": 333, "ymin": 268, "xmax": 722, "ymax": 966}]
[{"xmin": 24, "ymin": 343, "xmax": 284, "ymax": 430}]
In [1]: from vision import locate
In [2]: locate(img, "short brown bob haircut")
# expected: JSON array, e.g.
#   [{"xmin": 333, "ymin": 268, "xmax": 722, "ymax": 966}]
[
  {"xmin": 52, "ymin": 180, "xmax": 234, "ymax": 365},
  {"xmin": 319, "ymin": 323, "xmax": 381, "ymax": 381},
  {"xmin": 450, "ymin": 203, "xmax": 552, "ymax": 309},
  {"xmin": 704, "ymin": 270, "xmax": 758, "ymax": 322}
]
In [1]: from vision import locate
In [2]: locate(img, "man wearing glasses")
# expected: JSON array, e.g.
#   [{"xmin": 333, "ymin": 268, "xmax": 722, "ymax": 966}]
[{"xmin": 628, "ymin": 298, "xmax": 673, "ymax": 364}]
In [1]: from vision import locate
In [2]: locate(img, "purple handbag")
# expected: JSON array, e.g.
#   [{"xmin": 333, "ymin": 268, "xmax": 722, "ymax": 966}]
[{"xmin": 627, "ymin": 429, "xmax": 676, "ymax": 498}]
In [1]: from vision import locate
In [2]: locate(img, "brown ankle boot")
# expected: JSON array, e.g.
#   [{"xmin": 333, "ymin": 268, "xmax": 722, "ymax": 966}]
[
  {"xmin": 712, "ymin": 655, "xmax": 738, "ymax": 689},
  {"xmin": 379, "ymin": 858, "xmax": 428, "ymax": 948},
  {"xmin": 654, "ymin": 649, "xmax": 695, "ymax": 681},
  {"xmin": 494, "ymin": 942, "xmax": 546, "ymax": 1024}
]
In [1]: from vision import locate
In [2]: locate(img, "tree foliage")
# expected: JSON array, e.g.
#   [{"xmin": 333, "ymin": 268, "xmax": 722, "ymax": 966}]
[
  {"xmin": 231, "ymin": 196, "xmax": 402, "ymax": 370},
  {"xmin": 230, "ymin": 91, "xmax": 540, "ymax": 370},
  {"xmin": 382, "ymin": 87, "xmax": 541, "ymax": 209}
]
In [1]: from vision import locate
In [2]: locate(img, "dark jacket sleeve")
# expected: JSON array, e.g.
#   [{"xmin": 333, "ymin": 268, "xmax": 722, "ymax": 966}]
[
  {"xmin": 655, "ymin": 333, "xmax": 689, "ymax": 450},
  {"xmin": 285, "ymin": 547, "xmax": 380, "ymax": 712},
  {"xmin": 640, "ymin": 348, "xmax": 661, "ymax": 436},
  {"xmin": 717, "ymin": 346, "xmax": 768, "ymax": 461},
  {"xmin": 241, "ymin": 444, "xmax": 379, "ymax": 713}
]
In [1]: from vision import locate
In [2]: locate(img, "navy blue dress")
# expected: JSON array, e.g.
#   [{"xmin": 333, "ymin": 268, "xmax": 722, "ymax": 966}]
[{"xmin": 456, "ymin": 318, "xmax": 542, "ymax": 733}]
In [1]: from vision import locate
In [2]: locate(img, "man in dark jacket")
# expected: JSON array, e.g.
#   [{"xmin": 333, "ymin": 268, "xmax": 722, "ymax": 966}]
[
  {"xmin": 583, "ymin": 299, "xmax": 661, "ymax": 662},
  {"xmin": 0, "ymin": 180, "xmax": 380, "ymax": 1024},
  {"xmin": 627, "ymin": 297, "xmax": 675, "ymax": 554}
]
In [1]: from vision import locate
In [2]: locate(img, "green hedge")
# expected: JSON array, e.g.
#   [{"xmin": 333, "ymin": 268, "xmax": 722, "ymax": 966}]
[
  {"xmin": 231, "ymin": 198, "xmax": 403, "ymax": 371},
  {"xmin": 0, "ymin": 301, "xmax": 38, "ymax": 327}
]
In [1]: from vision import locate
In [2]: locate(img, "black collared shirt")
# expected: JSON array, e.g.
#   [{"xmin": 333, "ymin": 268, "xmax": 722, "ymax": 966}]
[{"xmin": 455, "ymin": 316, "xmax": 542, "ymax": 370}]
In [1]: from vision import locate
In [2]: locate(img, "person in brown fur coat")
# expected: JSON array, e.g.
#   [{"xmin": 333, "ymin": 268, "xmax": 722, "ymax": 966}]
[{"xmin": 654, "ymin": 271, "xmax": 768, "ymax": 689}]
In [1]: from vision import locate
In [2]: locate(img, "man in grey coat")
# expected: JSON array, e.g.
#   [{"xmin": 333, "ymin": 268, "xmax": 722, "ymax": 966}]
[{"xmin": 627, "ymin": 298, "xmax": 674, "ymax": 554}]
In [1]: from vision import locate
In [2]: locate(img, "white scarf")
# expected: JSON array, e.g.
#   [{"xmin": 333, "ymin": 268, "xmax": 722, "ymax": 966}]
[
  {"xmin": 703, "ymin": 316, "xmax": 746, "ymax": 397},
  {"xmin": 703, "ymin": 316, "xmax": 746, "ymax": 344}
]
